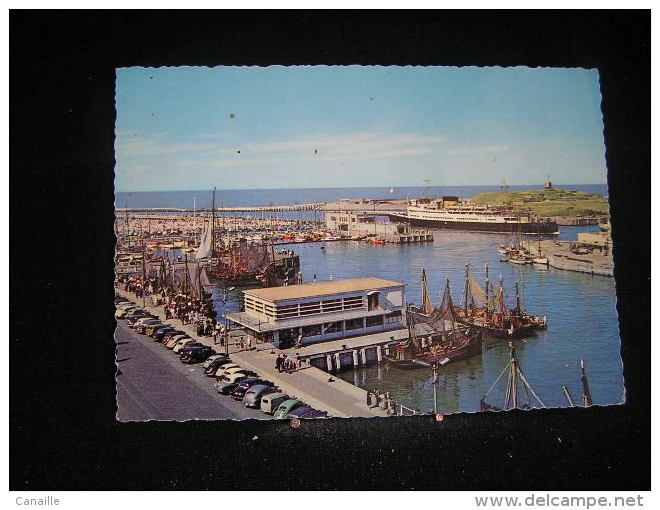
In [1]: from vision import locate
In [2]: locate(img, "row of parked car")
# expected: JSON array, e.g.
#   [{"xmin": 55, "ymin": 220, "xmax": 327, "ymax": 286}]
[{"xmin": 116, "ymin": 296, "xmax": 328, "ymax": 420}]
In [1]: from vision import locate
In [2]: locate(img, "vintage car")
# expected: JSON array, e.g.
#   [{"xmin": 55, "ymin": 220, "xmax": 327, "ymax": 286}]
[
  {"xmin": 166, "ymin": 334, "xmax": 189, "ymax": 349},
  {"xmin": 133, "ymin": 319, "xmax": 161, "ymax": 332},
  {"xmin": 260, "ymin": 392, "xmax": 290, "ymax": 414},
  {"xmin": 115, "ymin": 306, "xmax": 141, "ymax": 319},
  {"xmin": 145, "ymin": 323, "xmax": 169, "ymax": 336},
  {"xmin": 203, "ymin": 354, "xmax": 230, "ymax": 370},
  {"xmin": 172, "ymin": 339, "xmax": 200, "ymax": 353},
  {"xmin": 126, "ymin": 312, "xmax": 154, "ymax": 325},
  {"xmin": 153, "ymin": 327, "xmax": 176, "ymax": 340},
  {"xmin": 214, "ymin": 373, "xmax": 251, "ymax": 394},
  {"xmin": 180, "ymin": 345, "xmax": 216, "ymax": 364},
  {"xmin": 242, "ymin": 384, "xmax": 278, "ymax": 408},
  {"xmin": 160, "ymin": 330, "xmax": 185, "ymax": 343},
  {"xmin": 284, "ymin": 407, "xmax": 314, "ymax": 419},
  {"xmin": 273, "ymin": 399, "xmax": 306, "ymax": 419},
  {"xmin": 230, "ymin": 378, "xmax": 272, "ymax": 400},
  {"xmin": 205, "ymin": 362, "xmax": 240, "ymax": 377}
]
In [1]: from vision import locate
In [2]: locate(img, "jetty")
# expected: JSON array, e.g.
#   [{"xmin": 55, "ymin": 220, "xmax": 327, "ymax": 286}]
[{"xmin": 531, "ymin": 240, "xmax": 614, "ymax": 277}]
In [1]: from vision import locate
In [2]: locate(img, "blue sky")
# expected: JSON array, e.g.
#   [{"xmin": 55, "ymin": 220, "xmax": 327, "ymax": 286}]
[{"xmin": 115, "ymin": 66, "xmax": 607, "ymax": 191}]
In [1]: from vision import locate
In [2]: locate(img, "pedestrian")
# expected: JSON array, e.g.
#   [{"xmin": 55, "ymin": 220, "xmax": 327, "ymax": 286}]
[
  {"xmin": 275, "ymin": 355, "xmax": 283, "ymax": 372},
  {"xmin": 296, "ymin": 355, "xmax": 302, "ymax": 371},
  {"xmin": 295, "ymin": 333, "xmax": 303, "ymax": 349}
]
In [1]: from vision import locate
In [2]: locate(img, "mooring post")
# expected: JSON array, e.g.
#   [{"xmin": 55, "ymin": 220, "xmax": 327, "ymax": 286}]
[{"xmin": 376, "ymin": 345, "xmax": 383, "ymax": 362}]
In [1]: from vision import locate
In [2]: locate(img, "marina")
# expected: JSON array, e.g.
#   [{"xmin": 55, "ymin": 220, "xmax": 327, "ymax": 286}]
[{"xmin": 115, "ymin": 187, "xmax": 622, "ymax": 418}]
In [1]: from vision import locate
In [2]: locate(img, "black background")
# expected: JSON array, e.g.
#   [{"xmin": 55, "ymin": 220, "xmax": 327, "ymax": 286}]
[{"xmin": 10, "ymin": 11, "xmax": 650, "ymax": 490}]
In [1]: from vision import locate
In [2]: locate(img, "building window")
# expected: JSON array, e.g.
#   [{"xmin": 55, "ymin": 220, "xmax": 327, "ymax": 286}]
[
  {"xmin": 366, "ymin": 315, "xmax": 384, "ymax": 327},
  {"xmin": 302, "ymin": 324, "xmax": 322, "ymax": 337},
  {"xmin": 385, "ymin": 311, "xmax": 402, "ymax": 324},
  {"xmin": 323, "ymin": 322, "xmax": 342, "ymax": 334},
  {"xmin": 345, "ymin": 318, "xmax": 363, "ymax": 331}
]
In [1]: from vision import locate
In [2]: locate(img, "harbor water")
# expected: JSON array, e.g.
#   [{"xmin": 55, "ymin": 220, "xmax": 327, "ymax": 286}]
[{"xmin": 118, "ymin": 186, "xmax": 622, "ymax": 415}]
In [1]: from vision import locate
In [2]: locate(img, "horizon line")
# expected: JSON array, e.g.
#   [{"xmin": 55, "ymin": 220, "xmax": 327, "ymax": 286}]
[{"xmin": 115, "ymin": 183, "xmax": 608, "ymax": 194}]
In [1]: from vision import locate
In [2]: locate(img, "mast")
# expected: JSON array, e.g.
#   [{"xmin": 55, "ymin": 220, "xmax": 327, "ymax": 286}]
[
  {"xmin": 580, "ymin": 359, "xmax": 593, "ymax": 407},
  {"xmin": 421, "ymin": 268, "xmax": 433, "ymax": 315},
  {"xmin": 463, "ymin": 263, "xmax": 470, "ymax": 313},
  {"xmin": 211, "ymin": 187, "xmax": 216, "ymax": 255},
  {"xmin": 484, "ymin": 263, "xmax": 490, "ymax": 319},
  {"xmin": 193, "ymin": 196, "xmax": 197, "ymax": 245},
  {"xmin": 481, "ymin": 341, "xmax": 546, "ymax": 411},
  {"xmin": 183, "ymin": 251, "xmax": 189, "ymax": 295},
  {"xmin": 515, "ymin": 282, "xmax": 521, "ymax": 312}
]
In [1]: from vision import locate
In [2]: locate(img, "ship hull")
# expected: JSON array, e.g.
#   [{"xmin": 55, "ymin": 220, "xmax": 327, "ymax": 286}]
[{"xmin": 388, "ymin": 214, "xmax": 559, "ymax": 234}]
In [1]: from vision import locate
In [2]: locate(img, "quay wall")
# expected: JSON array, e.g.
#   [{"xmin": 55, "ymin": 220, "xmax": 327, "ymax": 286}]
[{"xmin": 532, "ymin": 241, "xmax": 614, "ymax": 277}]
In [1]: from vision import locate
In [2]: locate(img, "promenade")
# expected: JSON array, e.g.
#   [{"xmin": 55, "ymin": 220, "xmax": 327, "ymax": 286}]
[{"xmin": 115, "ymin": 287, "xmax": 390, "ymax": 419}]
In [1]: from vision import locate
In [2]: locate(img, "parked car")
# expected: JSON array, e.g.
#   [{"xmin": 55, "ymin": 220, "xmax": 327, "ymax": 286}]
[
  {"xmin": 214, "ymin": 373, "xmax": 251, "ymax": 394},
  {"xmin": 230, "ymin": 377, "xmax": 271, "ymax": 400},
  {"xmin": 260, "ymin": 392, "xmax": 290, "ymax": 414},
  {"xmin": 116, "ymin": 301, "xmax": 136, "ymax": 309},
  {"xmin": 115, "ymin": 306, "xmax": 140, "ymax": 319},
  {"xmin": 126, "ymin": 312, "xmax": 154, "ymax": 325},
  {"xmin": 132, "ymin": 319, "xmax": 161, "ymax": 332},
  {"xmin": 273, "ymin": 399, "xmax": 306, "ymax": 419},
  {"xmin": 154, "ymin": 327, "xmax": 177, "ymax": 341},
  {"xmin": 160, "ymin": 330, "xmax": 185, "ymax": 343},
  {"xmin": 292, "ymin": 409, "xmax": 328, "ymax": 419},
  {"xmin": 242, "ymin": 384, "xmax": 278, "ymax": 408},
  {"xmin": 180, "ymin": 345, "xmax": 216, "ymax": 364},
  {"xmin": 146, "ymin": 323, "xmax": 169, "ymax": 336},
  {"xmin": 218, "ymin": 366, "xmax": 251, "ymax": 379},
  {"xmin": 172, "ymin": 338, "xmax": 196, "ymax": 353},
  {"xmin": 166, "ymin": 334, "xmax": 189, "ymax": 349},
  {"xmin": 203, "ymin": 354, "xmax": 230, "ymax": 370},
  {"xmin": 284, "ymin": 407, "xmax": 314, "ymax": 419},
  {"xmin": 205, "ymin": 362, "xmax": 239, "ymax": 377},
  {"xmin": 173, "ymin": 340, "xmax": 204, "ymax": 354}
]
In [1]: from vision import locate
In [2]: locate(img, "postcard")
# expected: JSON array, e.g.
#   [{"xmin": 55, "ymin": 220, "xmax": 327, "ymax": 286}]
[{"xmin": 114, "ymin": 66, "xmax": 621, "ymax": 421}]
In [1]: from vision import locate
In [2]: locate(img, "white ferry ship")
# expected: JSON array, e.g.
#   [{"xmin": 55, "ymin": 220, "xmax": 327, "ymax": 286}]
[{"xmin": 388, "ymin": 196, "xmax": 559, "ymax": 234}]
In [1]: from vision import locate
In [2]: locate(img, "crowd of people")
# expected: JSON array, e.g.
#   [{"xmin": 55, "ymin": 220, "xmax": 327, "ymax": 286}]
[
  {"xmin": 275, "ymin": 353, "xmax": 305, "ymax": 373},
  {"xmin": 116, "ymin": 275, "xmax": 221, "ymax": 341}
]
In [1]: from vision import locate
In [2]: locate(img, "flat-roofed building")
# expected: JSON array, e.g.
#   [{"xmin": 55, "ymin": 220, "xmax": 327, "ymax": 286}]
[{"xmin": 226, "ymin": 277, "xmax": 407, "ymax": 348}]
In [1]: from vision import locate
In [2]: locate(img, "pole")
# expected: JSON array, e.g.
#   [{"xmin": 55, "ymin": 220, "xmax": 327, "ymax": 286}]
[
  {"xmin": 432, "ymin": 363, "xmax": 438, "ymax": 414},
  {"xmin": 223, "ymin": 288, "xmax": 229, "ymax": 357}
]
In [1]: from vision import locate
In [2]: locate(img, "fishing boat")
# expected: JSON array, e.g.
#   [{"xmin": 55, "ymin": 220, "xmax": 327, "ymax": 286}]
[
  {"xmin": 385, "ymin": 271, "xmax": 483, "ymax": 369},
  {"xmin": 455, "ymin": 263, "xmax": 546, "ymax": 339},
  {"xmin": 199, "ymin": 188, "xmax": 301, "ymax": 287},
  {"xmin": 480, "ymin": 340, "xmax": 546, "ymax": 411},
  {"xmin": 388, "ymin": 196, "xmax": 559, "ymax": 234}
]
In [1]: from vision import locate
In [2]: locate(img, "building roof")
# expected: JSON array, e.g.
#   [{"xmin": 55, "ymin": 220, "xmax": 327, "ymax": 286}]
[{"xmin": 243, "ymin": 277, "xmax": 405, "ymax": 303}]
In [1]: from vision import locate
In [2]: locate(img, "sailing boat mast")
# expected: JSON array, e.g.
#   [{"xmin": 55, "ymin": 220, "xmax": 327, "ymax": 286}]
[
  {"xmin": 421, "ymin": 268, "xmax": 433, "ymax": 315},
  {"xmin": 580, "ymin": 359, "xmax": 593, "ymax": 406},
  {"xmin": 463, "ymin": 263, "xmax": 470, "ymax": 314},
  {"xmin": 211, "ymin": 187, "xmax": 216, "ymax": 255},
  {"xmin": 481, "ymin": 341, "xmax": 546, "ymax": 411},
  {"xmin": 484, "ymin": 263, "xmax": 490, "ymax": 319}
]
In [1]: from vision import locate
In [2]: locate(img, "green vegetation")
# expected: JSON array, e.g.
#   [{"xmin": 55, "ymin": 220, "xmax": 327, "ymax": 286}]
[{"xmin": 471, "ymin": 188, "xmax": 610, "ymax": 217}]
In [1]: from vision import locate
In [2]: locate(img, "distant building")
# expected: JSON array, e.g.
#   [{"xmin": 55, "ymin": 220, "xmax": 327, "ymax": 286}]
[
  {"xmin": 226, "ymin": 277, "xmax": 407, "ymax": 348},
  {"xmin": 326, "ymin": 210, "xmax": 408, "ymax": 236}
]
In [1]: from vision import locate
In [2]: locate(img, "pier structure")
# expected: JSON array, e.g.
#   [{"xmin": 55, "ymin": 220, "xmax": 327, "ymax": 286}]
[
  {"xmin": 325, "ymin": 210, "xmax": 433, "ymax": 244},
  {"xmin": 116, "ymin": 203, "xmax": 327, "ymax": 213},
  {"xmin": 532, "ymin": 239, "xmax": 614, "ymax": 277}
]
